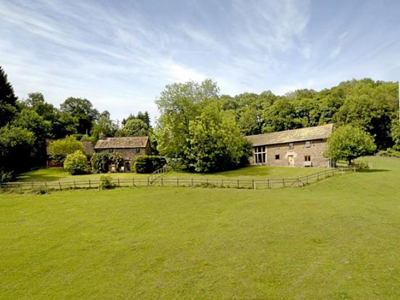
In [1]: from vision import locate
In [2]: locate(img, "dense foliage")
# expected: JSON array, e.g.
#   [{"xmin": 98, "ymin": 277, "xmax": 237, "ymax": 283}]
[
  {"xmin": 135, "ymin": 155, "xmax": 166, "ymax": 173},
  {"xmin": 48, "ymin": 136, "xmax": 84, "ymax": 162},
  {"xmin": 156, "ymin": 79, "xmax": 252, "ymax": 172},
  {"xmin": 91, "ymin": 152, "xmax": 124, "ymax": 173},
  {"xmin": 0, "ymin": 64, "xmax": 399, "ymax": 178},
  {"xmin": 325, "ymin": 125, "xmax": 377, "ymax": 165},
  {"xmin": 63, "ymin": 150, "xmax": 90, "ymax": 175}
]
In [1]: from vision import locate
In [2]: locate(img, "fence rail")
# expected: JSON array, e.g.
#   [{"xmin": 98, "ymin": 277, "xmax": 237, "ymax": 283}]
[{"xmin": 1, "ymin": 168, "xmax": 351, "ymax": 193}]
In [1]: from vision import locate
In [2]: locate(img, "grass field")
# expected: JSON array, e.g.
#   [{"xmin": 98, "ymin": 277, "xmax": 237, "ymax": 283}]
[
  {"xmin": 17, "ymin": 164, "xmax": 324, "ymax": 182},
  {"xmin": 1, "ymin": 156, "xmax": 400, "ymax": 299}
]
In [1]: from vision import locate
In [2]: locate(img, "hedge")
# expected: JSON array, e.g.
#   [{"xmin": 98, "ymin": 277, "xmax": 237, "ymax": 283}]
[{"xmin": 135, "ymin": 155, "xmax": 166, "ymax": 174}]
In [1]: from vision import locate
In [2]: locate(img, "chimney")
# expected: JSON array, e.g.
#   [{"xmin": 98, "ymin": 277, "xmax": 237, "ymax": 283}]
[{"xmin": 99, "ymin": 132, "xmax": 106, "ymax": 140}]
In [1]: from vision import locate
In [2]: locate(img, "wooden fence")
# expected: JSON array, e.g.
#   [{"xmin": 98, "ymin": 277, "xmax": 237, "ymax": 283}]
[{"xmin": 0, "ymin": 168, "xmax": 351, "ymax": 193}]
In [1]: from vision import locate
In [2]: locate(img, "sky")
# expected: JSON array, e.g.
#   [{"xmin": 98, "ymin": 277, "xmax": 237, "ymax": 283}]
[{"xmin": 0, "ymin": 0, "xmax": 399, "ymax": 122}]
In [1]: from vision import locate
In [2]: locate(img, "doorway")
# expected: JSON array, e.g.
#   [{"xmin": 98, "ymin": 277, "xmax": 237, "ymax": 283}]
[{"xmin": 288, "ymin": 155, "xmax": 295, "ymax": 166}]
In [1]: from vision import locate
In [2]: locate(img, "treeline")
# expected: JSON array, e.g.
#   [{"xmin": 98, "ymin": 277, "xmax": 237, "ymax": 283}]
[
  {"xmin": 0, "ymin": 66, "xmax": 152, "ymax": 180},
  {"xmin": 219, "ymin": 78, "xmax": 399, "ymax": 150},
  {"xmin": 1, "ymin": 64, "xmax": 399, "ymax": 178}
]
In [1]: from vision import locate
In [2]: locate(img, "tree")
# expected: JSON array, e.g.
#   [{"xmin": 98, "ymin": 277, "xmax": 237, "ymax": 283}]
[
  {"xmin": 121, "ymin": 118, "xmax": 149, "ymax": 136},
  {"xmin": 12, "ymin": 108, "xmax": 52, "ymax": 162},
  {"xmin": 391, "ymin": 120, "xmax": 400, "ymax": 151},
  {"xmin": 64, "ymin": 150, "xmax": 89, "ymax": 175},
  {"xmin": 48, "ymin": 136, "xmax": 84, "ymax": 162},
  {"xmin": 0, "ymin": 66, "xmax": 19, "ymax": 127},
  {"xmin": 60, "ymin": 97, "xmax": 99, "ymax": 134},
  {"xmin": 156, "ymin": 79, "xmax": 220, "ymax": 159},
  {"xmin": 91, "ymin": 110, "xmax": 118, "ymax": 142},
  {"xmin": 0, "ymin": 126, "xmax": 35, "ymax": 175},
  {"xmin": 326, "ymin": 125, "xmax": 377, "ymax": 166},
  {"xmin": 185, "ymin": 101, "xmax": 252, "ymax": 172}
]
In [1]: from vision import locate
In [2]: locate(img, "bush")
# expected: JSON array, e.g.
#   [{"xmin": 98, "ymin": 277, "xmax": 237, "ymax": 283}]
[
  {"xmin": 49, "ymin": 136, "xmax": 84, "ymax": 162},
  {"xmin": 0, "ymin": 170, "xmax": 13, "ymax": 183},
  {"xmin": 91, "ymin": 152, "xmax": 110, "ymax": 173},
  {"xmin": 99, "ymin": 174, "xmax": 115, "ymax": 189},
  {"xmin": 378, "ymin": 149, "xmax": 400, "ymax": 158},
  {"xmin": 135, "ymin": 155, "xmax": 166, "ymax": 173},
  {"xmin": 64, "ymin": 150, "xmax": 90, "ymax": 175},
  {"xmin": 91, "ymin": 152, "xmax": 124, "ymax": 173}
]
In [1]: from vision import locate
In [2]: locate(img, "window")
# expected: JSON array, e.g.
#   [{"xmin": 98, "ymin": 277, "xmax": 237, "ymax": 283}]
[
  {"xmin": 254, "ymin": 146, "xmax": 266, "ymax": 164},
  {"xmin": 289, "ymin": 142, "xmax": 294, "ymax": 149},
  {"xmin": 275, "ymin": 154, "xmax": 280, "ymax": 160},
  {"xmin": 305, "ymin": 141, "xmax": 311, "ymax": 148},
  {"xmin": 135, "ymin": 148, "xmax": 140, "ymax": 154},
  {"xmin": 305, "ymin": 155, "xmax": 311, "ymax": 162}
]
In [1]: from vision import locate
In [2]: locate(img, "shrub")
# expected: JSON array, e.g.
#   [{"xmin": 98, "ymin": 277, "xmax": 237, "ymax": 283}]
[
  {"xmin": 135, "ymin": 155, "xmax": 166, "ymax": 173},
  {"xmin": 49, "ymin": 136, "xmax": 84, "ymax": 162},
  {"xmin": 91, "ymin": 152, "xmax": 110, "ymax": 173},
  {"xmin": 91, "ymin": 152, "xmax": 124, "ymax": 173},
  {"xmin": 0, "ymin": 170, "xmax": 13, "ymax": 183},
  {"xmin": 378, "ymin": 149, "xmax": 400, "ymax": 158},
  {"xmin": 99, "ymin": 174, "xmax": 115, "ymax": 189},
  {"xmin": 64, "ymin": 150, "xmax": 90, "ymax": 175}
]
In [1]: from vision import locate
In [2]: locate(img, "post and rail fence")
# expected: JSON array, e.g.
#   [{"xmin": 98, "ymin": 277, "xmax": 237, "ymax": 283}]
[{"xmin": 0, "ymin": 167, "xmax": 352, "ymax": 193}]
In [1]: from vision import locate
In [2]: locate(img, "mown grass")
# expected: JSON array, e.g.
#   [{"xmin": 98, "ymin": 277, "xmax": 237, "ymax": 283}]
[
  {"xmin": 1, "ymin": 156, "xmax": 400, "ymax": 299},
  {"xmin": 17, "ymin": 165, "xmax": 325, "ymax": 183}
]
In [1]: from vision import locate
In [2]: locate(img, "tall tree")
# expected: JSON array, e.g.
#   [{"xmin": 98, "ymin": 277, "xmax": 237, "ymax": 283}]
[
  {"xmin": 0, "ymin": 66, "xmax": 19, "ymax": 127},
  {"xmin": 156, "ymin": 79, "xmax": 220, "ymax": 159},
  {"xmin": 60, "ymin": 97, "xmax": 99, "ymax": 135}
]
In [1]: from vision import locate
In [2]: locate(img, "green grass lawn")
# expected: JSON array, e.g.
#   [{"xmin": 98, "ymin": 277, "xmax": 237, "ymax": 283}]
[
  {"xmin": 2, "ymin": 156, "xmax": 400, "ymax": 299},
  {"xmin": 17, "ymin": 167, "xmax": 149, "ymax": 182},
  {"xmin": 166, "ymin": 164, "xmax": 324, "ymax": 179},
  {"xmin": 17, "ymin": 164, "xmax": 326, "ymax": 183}
]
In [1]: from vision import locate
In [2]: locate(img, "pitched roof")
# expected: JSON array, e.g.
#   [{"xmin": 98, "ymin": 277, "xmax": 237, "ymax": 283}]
[
  {"xmin": 82, "ymin": 142, "xmax": 94, "ymax": 156},
  {"xmin": 94, "ymin": 136, "xmax": 149, "ymax": 149},
  {"xmin": 245, "ymin": 124, "xmax": 334, "ymax": 146}
]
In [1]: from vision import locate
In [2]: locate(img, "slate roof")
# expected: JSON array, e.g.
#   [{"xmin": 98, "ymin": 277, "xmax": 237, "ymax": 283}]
[
  {"xmin": 94, "ymin": 136, "xmax": 149, "ymax": 149},
  {"xmin": 245, "ymin": 124, "xmax": 334, "ymax": 146}
]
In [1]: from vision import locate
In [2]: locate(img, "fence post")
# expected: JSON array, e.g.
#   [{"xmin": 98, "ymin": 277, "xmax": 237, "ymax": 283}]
[
  {"xmin": 161, "ymin": 177, "xmax": 163, "ymax": 187},
  {"xmin": 45, "ymin": 182, "xmax": 48, "ymax": 193},
  {"xmin": 191, "ymin": 178, "xmax": 194, "ymax": 187},
  {"xmin": 74, "ymin": 180, "xmax": 76, "ymax": 189},
  {"xmin": 147, "ymin": 178, "xmax": 150, "ymax": 186},
  {"xmin": 237, "ymin": 179, "xmax": 239, "ymax": 189},
  {"xmin": 59, "ymin": 181, "xmax": 62, "ymax": 191},
  {"xmin": 89, "ymin": 180, "xmax": 91, "ymax": 188},
  {"xmin": 267, "ymin": 179, "xmax": 270, "ymax": 189},
  {"xmin": 222, "ymin": 179, "xmax": 224, "ymax": 188},
  {"xmin": 282, "ymin": 179, "xmax": 285, "ymax": 187},
  {"xmin": 132, "ymin": 178, "xmax": 135, "ymax": 186},
  {"xmin": 252, "ymin": 179, "xmax": 255, "ymax": 190},
  {"xmin": 177, "ymin": 178, "xmax": 179, "ymax": 187}
]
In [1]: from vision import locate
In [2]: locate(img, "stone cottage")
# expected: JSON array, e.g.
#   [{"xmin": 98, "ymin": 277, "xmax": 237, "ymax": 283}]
[
  {"xmin": 94, "ymin": 135, "xmax": 151, "ymax": 171},
  {"xmin": 245, "ymin": 124, "xmax": 334, "ymax": 168}
]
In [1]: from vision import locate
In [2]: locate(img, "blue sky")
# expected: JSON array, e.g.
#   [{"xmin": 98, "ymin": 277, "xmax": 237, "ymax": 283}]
[{"xmin": 1, "ymin": 0, "xmax": 399, "ymax": 122}]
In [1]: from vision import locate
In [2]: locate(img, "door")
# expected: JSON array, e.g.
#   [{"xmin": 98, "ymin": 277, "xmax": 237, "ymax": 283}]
[{"xmin": 288, "ymin": 155, "xmax": 294, "ymax": 166}]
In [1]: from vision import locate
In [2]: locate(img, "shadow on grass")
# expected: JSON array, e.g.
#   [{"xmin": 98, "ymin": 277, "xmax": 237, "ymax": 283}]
[{"xmin": 357, "ymin": 169, "xmax": 390, "ymax": 173}]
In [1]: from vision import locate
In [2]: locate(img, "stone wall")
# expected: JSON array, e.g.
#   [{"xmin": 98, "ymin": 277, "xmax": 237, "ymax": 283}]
[
  {"xmin": 96, "ymin": 147, "xmax": 151, "ymax": 162},
  {"xmin": 251, "ymin": 139, "xmax": 331, "ymax": 168}
]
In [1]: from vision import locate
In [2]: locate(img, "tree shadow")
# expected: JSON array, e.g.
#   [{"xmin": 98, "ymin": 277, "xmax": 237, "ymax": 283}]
[{"xmin": 357, "ymin": 169, "xmax": 390, "ymax": 173}]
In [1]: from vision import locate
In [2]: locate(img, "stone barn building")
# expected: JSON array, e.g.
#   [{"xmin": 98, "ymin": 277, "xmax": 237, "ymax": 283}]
[
  {"xmin": 245, "ymin": 124, "xmax": 334, "ymax": 168},
  {"xmin": 94, "ymin": 136, "xmax": 151, "ymax": 171}
]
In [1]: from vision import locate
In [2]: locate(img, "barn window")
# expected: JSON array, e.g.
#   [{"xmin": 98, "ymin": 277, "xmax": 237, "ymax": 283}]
[
  {"xmin": 305, "ymin": 141, "xmax": 311, "ymax": 148},
  {"xmin": 254, "ymin": 146, "xmax": 266, "ymax": 164},
  {"xmin": 275, "ymin": 154, "xmax": 280, "ymax": 160},
  {"xmin": 305, "ymin": 155, "xmax": 311, "ymax": 162},
  {"xmin": 289, "ymin": 142, "xmax": 294, "ymax": 149}
]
